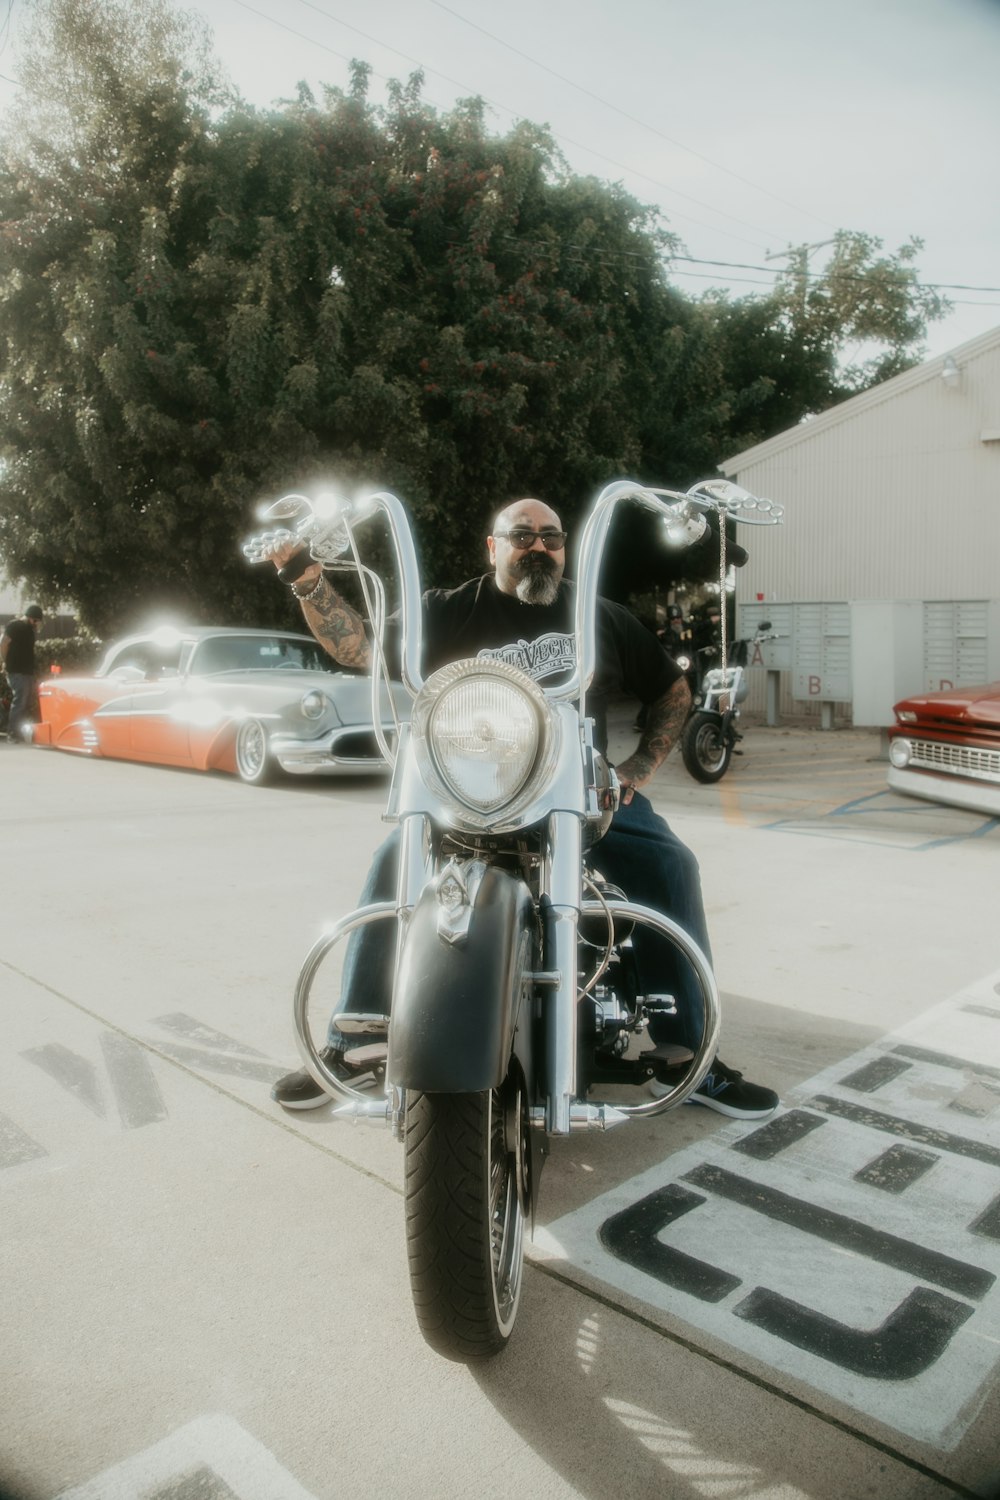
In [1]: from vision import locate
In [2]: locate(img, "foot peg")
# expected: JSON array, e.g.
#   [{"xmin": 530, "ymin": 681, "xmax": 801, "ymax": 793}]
[
  {"xmin": 343, "ymin": 1042, "xmax": 388, "ymax": 1068},
  {"xmin": 640, "ymin": 1042, "xmax": 695, "ymax": 1082},
  {"xmin": 337, "ymin": 1012, "xmax": 389, "ymax": 1036}
]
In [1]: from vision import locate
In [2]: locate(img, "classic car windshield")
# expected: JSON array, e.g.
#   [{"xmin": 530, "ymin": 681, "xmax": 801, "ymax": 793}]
[
  {"xmin": 190, "ymin": 635, "xmax": 340, "ymax": 676},
  {"xmin": 104, "ymin": 640, "xmax": 184, "ymax": 678}
]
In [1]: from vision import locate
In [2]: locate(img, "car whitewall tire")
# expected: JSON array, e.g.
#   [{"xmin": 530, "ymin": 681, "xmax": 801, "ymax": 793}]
[{"xmin": 234, "ymin": 717, "xmax": 273, "ymax": 785}]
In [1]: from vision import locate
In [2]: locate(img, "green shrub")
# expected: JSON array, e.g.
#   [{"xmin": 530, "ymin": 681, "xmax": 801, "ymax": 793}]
[{"xmin": 36, "ymin": 636, "xmax": 105, "ymax": 676}]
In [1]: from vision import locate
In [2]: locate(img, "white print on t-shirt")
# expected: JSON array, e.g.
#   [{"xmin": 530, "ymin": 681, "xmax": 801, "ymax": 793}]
[{"xmin": 477, "ymin": 633, "xmax": 576, "ymax": 682}]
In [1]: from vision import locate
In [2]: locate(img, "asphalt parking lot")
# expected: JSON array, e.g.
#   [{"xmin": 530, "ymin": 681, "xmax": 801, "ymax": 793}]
[{"xmin": 2, "ymin": 716, "xmax": 998, "ymax": 1500}]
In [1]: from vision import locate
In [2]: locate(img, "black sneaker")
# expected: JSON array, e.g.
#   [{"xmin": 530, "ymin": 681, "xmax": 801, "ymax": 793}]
[
  {"xmin": 270, "ymin": 1044, "xmax": 383, "ymax": 1111},
  {"xmin": 648, "ymin": 1058, "xmax": 778, "ymax": 1118},
  {"xmin": 687, "ymin": 1059, "xmax": 778, "ymax": 1119}
]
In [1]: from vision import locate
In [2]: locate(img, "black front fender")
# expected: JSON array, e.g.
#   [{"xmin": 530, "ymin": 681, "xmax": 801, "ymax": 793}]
[{"xmin": 388, "ymin": 865, "xmax": 537, "ymax": 1093}]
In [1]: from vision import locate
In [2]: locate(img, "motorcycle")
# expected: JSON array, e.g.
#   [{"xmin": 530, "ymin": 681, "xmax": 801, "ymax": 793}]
[
  {"xmin": 243, "ymin": 477, "xmax": 776, "ymax": 1361},
  {"xmin": 679, "ymin": 618, "xmax": 778, "ymax": 784},
  {"xmin": 662, "ymin": 481, "xmax": 784, "ymax": 785}
]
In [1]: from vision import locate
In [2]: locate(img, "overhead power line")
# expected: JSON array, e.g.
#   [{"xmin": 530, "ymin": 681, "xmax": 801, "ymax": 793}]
[
  {"xmin": 0, "ymin": 0, "xmax": 15, "ymax": 58},
  {"xmin": 240, "ymin": 0, "xmax": 1000, "ymax": 293},
  {"xmin": 247, "ymin": 0, "xmax": 786, "ymax": 252},
  {"xmin": 3, "ymin": 0, "xmax": 996, "ymax": 316},
  {"xmin": 425, "ymin": 0, "xmax": 839, "ymax": 234},
  {"xmin": 490, "ymin": 236, "xmax": 1000, "ymax": 298},
  {"xmin": 672, "ymin": 254, "xmax": 1000, "ymax": 295}
]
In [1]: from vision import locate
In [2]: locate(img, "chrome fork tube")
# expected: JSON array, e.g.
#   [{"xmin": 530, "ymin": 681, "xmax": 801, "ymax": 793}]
[
  {"xmin": 544, "ymin": 811, "xmax": 583, "ymax": 1135},
  {"xmin": 386, "ymin": 813, "xmax": 429, "ymax": 1131},
  {"xmin": 392, "ymin": 813, "xmax": 428, "ymax": 984}
]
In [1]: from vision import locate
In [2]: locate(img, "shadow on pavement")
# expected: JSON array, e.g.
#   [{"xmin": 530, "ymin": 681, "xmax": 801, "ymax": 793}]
[{"xmin": 467, "ymin": 1268, "xmax": 930, "ymax": 1500}]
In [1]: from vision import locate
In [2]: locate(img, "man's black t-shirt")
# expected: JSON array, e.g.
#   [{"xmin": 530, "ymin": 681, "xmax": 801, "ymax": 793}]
[
  {"xmin": 2, "ymin": 618, "xmax": 36, "ymax": 675},
  {"xmin": 412, "ymin": 575, "xmax": 681, "ymax": 755}
]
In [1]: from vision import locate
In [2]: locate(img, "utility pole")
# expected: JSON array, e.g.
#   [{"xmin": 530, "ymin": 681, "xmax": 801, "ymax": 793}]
[{"xmin": 765, "ymin": 239, "xmax": 836, "ymax": 318}]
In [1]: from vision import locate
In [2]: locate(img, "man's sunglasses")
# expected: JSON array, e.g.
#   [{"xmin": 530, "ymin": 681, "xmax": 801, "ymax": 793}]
[{"xmin": 495, "ymin": 529, "xmax": 567, "ymax": 551}]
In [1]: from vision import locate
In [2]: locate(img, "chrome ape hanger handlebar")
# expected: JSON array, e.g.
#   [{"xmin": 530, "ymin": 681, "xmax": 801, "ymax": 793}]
[
  {"xmin": 241, "ymin": 477, "xmax": 783, "ymax": 710},
  {"xmin": 241, "ymin": 493, "xmax": 354, "ymax": 581},
  {"xmin": 683, "ymin": 479, "xmax": 785, "ymax": 525}
]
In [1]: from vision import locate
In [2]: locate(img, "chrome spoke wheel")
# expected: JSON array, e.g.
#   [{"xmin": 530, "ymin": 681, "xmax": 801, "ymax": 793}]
[
  {"xmin": 235, "ymin": 718, "xmax": 271, "ymax": 784},
  {"xmin": 681, "ymin": 711, "xmax": 734, "ymax": 783},
  {"xmin": 488, "ymin": 1084, "xmax": 526, "ymax": 1334}
]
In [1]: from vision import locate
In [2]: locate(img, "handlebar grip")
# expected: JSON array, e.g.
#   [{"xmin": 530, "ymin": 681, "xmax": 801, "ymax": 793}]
[{"xmin": 277, "ymin": 549, "xmax": 312, "ymax": 584}]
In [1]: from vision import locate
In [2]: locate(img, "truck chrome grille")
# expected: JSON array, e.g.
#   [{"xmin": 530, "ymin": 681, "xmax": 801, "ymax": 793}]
[{"xmin": 910, "ymin": 738, "xmax": 1000, "ymax": 783}]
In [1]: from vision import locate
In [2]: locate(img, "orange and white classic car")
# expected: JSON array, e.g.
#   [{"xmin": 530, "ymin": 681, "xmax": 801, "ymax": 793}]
[{"xmin": 33, "ymin": 625, "xmax": 405, "ymax": 784}]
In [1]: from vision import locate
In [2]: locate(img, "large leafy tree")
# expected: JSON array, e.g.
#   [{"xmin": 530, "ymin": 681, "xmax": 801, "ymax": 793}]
[
  {"xmin": 0, "ymin": 0, "xmax": 231, "ymax": 631},
  {"xmin": 0, "ymin": 0, "xmax": 945, "ymax": 633}
]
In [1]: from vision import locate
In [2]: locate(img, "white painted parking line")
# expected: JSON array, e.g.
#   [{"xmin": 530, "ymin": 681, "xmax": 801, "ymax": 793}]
[
  {"xmin": 535, "ymin": 968, "xmax": 1000, "ymax": 1450},
  {"xmin": 55, "ymin": 1414, "xmax": 318, "ymax": 1500}
]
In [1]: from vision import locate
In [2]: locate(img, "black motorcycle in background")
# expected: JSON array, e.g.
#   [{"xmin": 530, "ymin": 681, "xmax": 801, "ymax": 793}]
[
  {"xmin": 649, "ymin": 483, "xmax": 784, "ymax": 784},
  {"xmin": 679, "ymin": 617, "xmax": 777, "ymax": 783}
]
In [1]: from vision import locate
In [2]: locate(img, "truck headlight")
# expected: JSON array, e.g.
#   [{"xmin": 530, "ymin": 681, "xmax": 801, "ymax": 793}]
[
  {"xmin": 889, "ymin": 737, "xmax": 912, "ymax": 768},
  {"xmin": 413, "ymin": 659, "xmax": 556, "ymax": 824}
]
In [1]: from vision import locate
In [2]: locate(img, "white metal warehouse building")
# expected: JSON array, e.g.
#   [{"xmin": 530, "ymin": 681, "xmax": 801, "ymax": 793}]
[{"xmin": 720, "ymin": 324, "xmax": 1000, "ymax": 727}]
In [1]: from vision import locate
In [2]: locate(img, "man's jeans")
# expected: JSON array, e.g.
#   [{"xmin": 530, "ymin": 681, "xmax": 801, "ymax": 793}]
[
  {"xmin": 7, "ymin": 674, "xmax": 38, "ymax": 742},
  {"xmin": 330, "ymin": 792, "xmax": 711, "ymax": 1054}
]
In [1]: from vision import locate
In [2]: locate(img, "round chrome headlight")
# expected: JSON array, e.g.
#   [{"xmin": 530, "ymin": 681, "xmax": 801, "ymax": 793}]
[
  {"xmin": 888, "ymin": 737, "xmax": 912, "ymax": 768},
  {"xmin": 300, "ymin": 690, "xmax": 327, "ymax": 720},
  {"xmin": 413, "ymin": 659, "xmax": 556, "ymax": 824}
]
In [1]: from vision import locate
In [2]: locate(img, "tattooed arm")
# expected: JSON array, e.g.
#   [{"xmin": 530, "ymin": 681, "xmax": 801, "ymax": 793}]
[
  {"xmin": 298, "ymin": 576, "xmax": 372, "ymax": 671},
  {"xmin": 269, "ymin": 544, "xmax": 372, "ymax": 671},
  {"xmin": 615, "ymin": 676, "xmax": 691, "ymax": 804}
]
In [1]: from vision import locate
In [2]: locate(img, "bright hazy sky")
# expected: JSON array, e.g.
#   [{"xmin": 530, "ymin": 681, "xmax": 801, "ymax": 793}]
[{"xmin": 2, "ymin": 0, "xmax": 998, "ymax": 361}]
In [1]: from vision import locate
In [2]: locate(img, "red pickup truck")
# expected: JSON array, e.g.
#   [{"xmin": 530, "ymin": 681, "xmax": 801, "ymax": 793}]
[{"xmin": 887, "ymin": 682, "xmax": 1000, "ymax": 816}]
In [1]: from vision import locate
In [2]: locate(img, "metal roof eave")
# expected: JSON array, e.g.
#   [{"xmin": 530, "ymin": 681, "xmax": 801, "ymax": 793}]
[{"xmin": 719, "ymin": 322, "xmax": 1000, "ymax": 475}]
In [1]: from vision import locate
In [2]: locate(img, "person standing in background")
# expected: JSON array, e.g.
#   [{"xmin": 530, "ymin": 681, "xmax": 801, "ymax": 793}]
[{"xmin": 1, "ymin": 604, "xmax": 44, "ymax": 742}]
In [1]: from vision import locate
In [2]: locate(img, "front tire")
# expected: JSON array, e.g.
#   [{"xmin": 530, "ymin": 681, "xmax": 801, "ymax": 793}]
[
  {"xmin": 234, "ymin": 717, "xmax": 273, "ymax": 784},
  {"xmin": 681, "ymin": 711, "xmax": 733, "ymax": 783},
  {"xmin": 404, "ymin": 1080, "xmax": 528, "ymax": 1361}
]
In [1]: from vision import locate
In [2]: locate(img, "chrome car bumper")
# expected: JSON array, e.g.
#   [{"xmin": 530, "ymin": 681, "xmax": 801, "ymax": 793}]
[
  {"xmin": 271, "ymin": 726, "xmax": 395, "ymax": 776},
  {"xmin": 887, "ymin": 765, "xmax": 1000, "ymax": 817}
]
